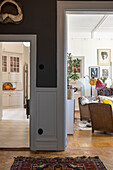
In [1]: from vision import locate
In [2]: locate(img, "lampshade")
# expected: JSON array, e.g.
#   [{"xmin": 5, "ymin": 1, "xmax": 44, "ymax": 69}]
[{"xmin": 95, "ymin": 79, "xmax": 105, "ymax": 90}]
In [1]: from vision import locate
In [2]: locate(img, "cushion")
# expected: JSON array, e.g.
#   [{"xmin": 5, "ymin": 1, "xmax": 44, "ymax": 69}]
[
  {"xmin": 99, "ymin": 95, "xmax": 113, "ymax": 103},
  {"xmin": 90, "ymin": 100, "xmax": 99, "ymax": 103},
  {"xmin": 103, "ymin": 99, "xmax": 113, "ymax": 108},
  {"xmin": 81, "ymin": 96, "xmax": 99, "ymax": 105},
  {"xmin": 81, "ymin": 96, "xmax": 89, "ymax": 105}
]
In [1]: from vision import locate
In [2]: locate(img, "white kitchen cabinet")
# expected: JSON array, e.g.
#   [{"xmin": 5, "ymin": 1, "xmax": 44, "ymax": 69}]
[
  {"xmin": 10, "ymin": 92, "xmax": 18, "ymax": 107},
  {"xmin": 2, "ymin": 52, "xmax": 22, "ymax": 82},
  {"xmin": 2, "ymin": 92, "xmax": 10, "ymax": 107},
  {"xmin": 2, "ymin": 91, "xmax": 23, "ymax": 108}
]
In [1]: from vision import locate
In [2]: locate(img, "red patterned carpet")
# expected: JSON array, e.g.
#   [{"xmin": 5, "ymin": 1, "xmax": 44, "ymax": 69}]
[{"xmin": 10, "ymin": 156, "xmax": 107, "ymax": 169}]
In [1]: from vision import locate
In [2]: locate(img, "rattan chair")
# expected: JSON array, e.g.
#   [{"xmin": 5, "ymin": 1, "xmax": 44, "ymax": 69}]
[
  {"xmin": 89, "ymin": 103, "xmax": 113, "ymax": 133},
  {"xmin": 78, "ymin": 97, "xmax": 90, "ymax": 121}
]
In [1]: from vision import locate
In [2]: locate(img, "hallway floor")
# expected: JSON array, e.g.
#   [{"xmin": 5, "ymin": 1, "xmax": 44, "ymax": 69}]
[
  {"xmin": 2, "ymin": 108, "xmax": 28, "ymax": 120},
  {"xmin": 0, "ymin": 108, "xmax": 29, "ymax": 148},
  {"xmin": 0, "ymin": 120, "xmax": 29, "ymax": 148}
]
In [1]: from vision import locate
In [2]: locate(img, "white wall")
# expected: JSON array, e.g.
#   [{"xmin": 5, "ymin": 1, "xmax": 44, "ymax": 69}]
[
  {"xmin": 68, "ymin": 38, "xmax": 113, "ymax": 96},
  {"xmin": 2, "ymin": 42, "xmax": 24, "ymax": 53}
]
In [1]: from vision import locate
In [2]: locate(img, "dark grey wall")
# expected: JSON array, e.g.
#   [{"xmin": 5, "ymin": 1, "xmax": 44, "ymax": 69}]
[
  {"xmin": 0, "ymin": 0, "xmax": 110, "ymax": 87},
  {"xmin": 0, "ymin": 0, "xmax": 57, "ymax": 87}
]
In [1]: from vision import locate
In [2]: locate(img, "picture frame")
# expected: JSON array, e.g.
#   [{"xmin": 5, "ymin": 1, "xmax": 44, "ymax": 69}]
[
  {"xmin": 102, "ymin": 69, "xmax": 108, "ymax": 77},
  {"xmin": 72, "ymin": 56, "xmax": 85, "ymax": 78},
  {"xmin": 97, "ymin": 49, "xmax": 111, "ymax": 66},
  {"xmin": 89, "ymin": 66, "xmax": 100, "ymax": 79},
  {"xmin": 100, "ymin": 66, "xmax": 112, "ymax": 79}
]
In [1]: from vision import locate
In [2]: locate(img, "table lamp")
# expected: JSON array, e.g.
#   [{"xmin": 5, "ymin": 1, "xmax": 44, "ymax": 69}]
[
  {"xmin": 89, "ymin": 76, "xmax": 97, "ymax": 97},
  {"xmin": 95, "ymin": 79, "xmax": 105, "ymax": 90}
]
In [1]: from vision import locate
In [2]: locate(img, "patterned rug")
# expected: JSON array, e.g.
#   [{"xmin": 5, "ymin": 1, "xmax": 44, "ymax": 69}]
[{"xmin": 10, "ymin": 156, "xmax": 107, "ymax": 169}]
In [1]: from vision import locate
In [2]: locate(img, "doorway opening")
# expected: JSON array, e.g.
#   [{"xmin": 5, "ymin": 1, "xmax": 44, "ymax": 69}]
[
  {"xmin": 67, "ymin": 13, "xmax": 113, "ymax": 131},
  {"xmin": 0, "ymin": 41, "xmax": 30, "ymax": 148},
  {"xmin": 0, "ymin": 35, "xmax": 36, "ymax": 149},
  {"xmin": 57, "ymin": 1, "xmax": 113, "ymax": 149}
]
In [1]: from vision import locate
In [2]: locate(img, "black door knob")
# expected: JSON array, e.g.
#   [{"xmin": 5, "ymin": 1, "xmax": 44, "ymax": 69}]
[
  {"xmin": 39, "ymin": 64, "xmax": 44, "ymax": 69},
  {"xmin": 38, "ymin": 128, "xmax": 43, "ymax": 135}
]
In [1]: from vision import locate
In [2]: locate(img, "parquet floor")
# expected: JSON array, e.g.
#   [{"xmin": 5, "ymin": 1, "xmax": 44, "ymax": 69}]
[{"xmin": 0, "ymin": 112, "xmax": 113, "ymax": 169}]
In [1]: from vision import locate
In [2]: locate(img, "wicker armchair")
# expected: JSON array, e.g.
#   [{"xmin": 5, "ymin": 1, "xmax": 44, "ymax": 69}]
[
  {"xmin": 78, "ymin": 97, "xmax": 90, "ymax": 121},
  {"xmin": 89, "ymin": 103, "xmax": 113, "ymax": 133}
]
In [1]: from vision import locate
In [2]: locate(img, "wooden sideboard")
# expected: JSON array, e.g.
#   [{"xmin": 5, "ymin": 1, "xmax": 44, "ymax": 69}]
[{"xmin": 97, "ymin": 88, "xmax": 113, "ymax": 96}]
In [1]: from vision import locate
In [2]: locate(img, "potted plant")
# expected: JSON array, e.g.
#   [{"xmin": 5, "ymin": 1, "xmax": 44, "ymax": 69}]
[
  {"xmin": 100, "ymin": 77, "xmax": 107, "ymax": 88},
  {"xmin": 100, "ymin": 77, "xmax": 107, "ymax": 84},
  {"xmin": 67, "ymin": 53, "xmax": 80, "ymax": 99}
]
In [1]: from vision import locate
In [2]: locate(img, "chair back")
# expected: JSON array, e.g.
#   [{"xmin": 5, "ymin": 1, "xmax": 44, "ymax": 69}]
[
  {"xmin": 78, "ymin": 97, "xmax": 90, "ymax": 121},
  {"xmin": 89, "ymin": 103, "xmax": 113, "ymax": 132}
]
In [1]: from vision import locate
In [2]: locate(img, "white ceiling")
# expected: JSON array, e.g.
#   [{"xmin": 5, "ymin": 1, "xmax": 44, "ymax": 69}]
[{"xmin": 68, "ymin": 14, "xmax": 113, "ymax": 39}]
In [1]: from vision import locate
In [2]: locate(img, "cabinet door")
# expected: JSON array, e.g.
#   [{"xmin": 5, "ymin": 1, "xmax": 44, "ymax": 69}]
[
  {"xmin": 2, "ymin": 93, "xmax": 10, "ymax": 107},
  {"xmin": 10, "ymin": 92, "xmax": 23, "ymax": 107},
  {"xmin": 9, "ymin": 55, "xmax": 21, "ymax": 82},
  {"xmin": 16, "ymin": 92, "xmax": 23, "ymax": 107},
  {"xmin": 10, "ymin": 93, "xmax": 17, "ymax": 107},
  {"xmin": 2, "ymin": 53, "xmax": 22, "ymax": 82},
  {"xmin": 2, "ymin": 55, "xmax": 9, "ymax": 82}
]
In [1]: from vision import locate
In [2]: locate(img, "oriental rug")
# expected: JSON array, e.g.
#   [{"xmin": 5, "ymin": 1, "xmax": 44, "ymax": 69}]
[{"xmin": 10, "ymin": 156, "xmax": 107, "ymax": 170}]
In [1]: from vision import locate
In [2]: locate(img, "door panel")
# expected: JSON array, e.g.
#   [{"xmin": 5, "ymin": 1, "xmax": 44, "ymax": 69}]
[{"xmin": 36, "ymin": 91, "xmax": 56, "ymax": 140}]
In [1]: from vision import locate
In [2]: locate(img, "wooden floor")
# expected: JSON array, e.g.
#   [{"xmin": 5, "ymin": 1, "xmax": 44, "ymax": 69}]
[
  {"xmin": 0, "ymin": 120, "xmax": 29, "ymax": 148},
  {"xmin": 0, "ymin": 108, "xmax": 29, "ymax": 148},
  {"xmin": 2, "ymin": 108, "xmax": 28, "ymax": 120},
  {"xmin": 1, "ymin": 112, "xmax": 113, "ymax": 169}
]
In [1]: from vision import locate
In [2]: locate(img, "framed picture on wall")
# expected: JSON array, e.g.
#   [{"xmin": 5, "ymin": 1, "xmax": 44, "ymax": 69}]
[
  {"xmin": 72, "ymin": 56, "xmax": 85, "ymax": 78},
  {"xmin": 89, "ymin": 66, "xmax": 100, "ymax": 79},
  {"xmin": 100, "ymin": 66, "xmax": 111, "ymax": 79},
  {"xmin": 97, "ymin": 49, "xmax": 111, "ymax": 66},
  {"xmin": 102, "ymin": 69, "xmax": 108, "ymax": 77}
]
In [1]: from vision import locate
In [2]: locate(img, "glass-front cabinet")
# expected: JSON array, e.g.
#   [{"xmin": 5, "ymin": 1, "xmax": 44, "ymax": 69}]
[
  {"xmin": 2, "ymin": 52, "xmax": 21, "ymax": 82},
  {"xmin": 2, "ymin": 55, "xmax": 7, "ymax": 72}
]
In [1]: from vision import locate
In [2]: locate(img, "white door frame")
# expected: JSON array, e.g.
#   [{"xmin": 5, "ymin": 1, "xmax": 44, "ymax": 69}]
[
  {"xmin": 57, "ymin": 1, "xmax": 113, "ymax": 149},
  {"xmin": 0, "ymin": 34, "xmax": 37, "ymax": 150}
]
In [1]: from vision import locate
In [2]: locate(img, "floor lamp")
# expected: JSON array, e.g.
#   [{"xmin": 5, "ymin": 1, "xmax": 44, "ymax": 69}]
[{"xmin": 89, "ymin": 76, "xmax": 97, "ymax": 97}]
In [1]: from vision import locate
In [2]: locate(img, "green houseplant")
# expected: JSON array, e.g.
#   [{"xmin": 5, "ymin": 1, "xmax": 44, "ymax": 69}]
[
  {"xmin": 100, "ymin": 77, "xmax": 107, "ymax": 84},
  {"xmin": 67, "ymin": 53, "xmax": 80, "ymax": 88}
]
